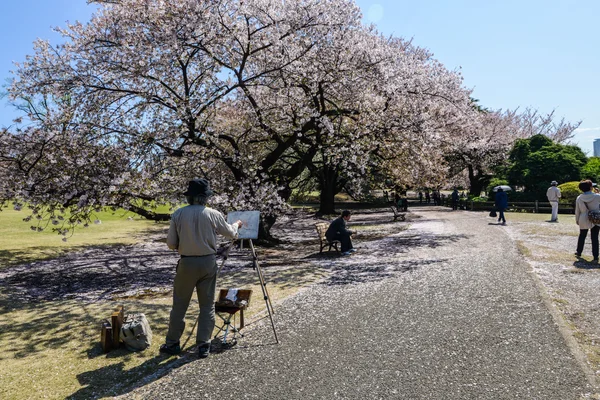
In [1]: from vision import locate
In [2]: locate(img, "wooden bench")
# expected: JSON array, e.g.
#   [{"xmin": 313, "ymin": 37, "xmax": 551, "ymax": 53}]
[
  {"xmin": 390, "ymin": 205, "xmax": 406, "ymax": 221},
  {"xmin": 315, "ymin": 222, "xmax": 341, "ymax": 253}
]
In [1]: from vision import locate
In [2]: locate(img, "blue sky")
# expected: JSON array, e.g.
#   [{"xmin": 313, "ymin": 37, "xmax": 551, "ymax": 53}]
[{"xmin": 1, "ymin": 0, "xmax": 599, "ymax": 154}]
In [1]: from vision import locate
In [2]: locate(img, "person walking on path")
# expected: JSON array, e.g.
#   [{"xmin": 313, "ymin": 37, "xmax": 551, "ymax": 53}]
[
  {"xmin": 574, "ymin": 179, "xmax": 600, "ymax": 261},
  {"xmin": 495, "ymin": 187, "xmax": 508, "ymax": 225},
  {"xmin": 326, "ymin": 210, "xmax": 356, "ymax": 256},
  {"xmin": 546, "ymin": 180, "xmax": 561, "ymax": 222},
  {"xmin": 451, "ymin": 188, "xmax": 460, "ymax": 210},
  {"xmin": 161, "ymin": 179, "xmax": 243, "ymax": 358},
  {"xmin": 400, "ymin": 191, "xmax": 408, "ymax": 211}
]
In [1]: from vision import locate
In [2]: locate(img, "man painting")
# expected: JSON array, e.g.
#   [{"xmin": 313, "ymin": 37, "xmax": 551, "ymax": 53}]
[{"xmin": 161, "ymin": 179, "xmax": 243, "ymax": 358}]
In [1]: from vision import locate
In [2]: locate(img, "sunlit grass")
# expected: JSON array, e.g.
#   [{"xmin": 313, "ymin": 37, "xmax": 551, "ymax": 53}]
[
  {"xmin": 0, "ymin": 266, "xmax": 327, "ymax": 400},
  {"xmin": 0, "ymin": 203, "xmax": 329, "ymax": 399},
  {"xmin": 505, "ymin": 211, "xmax": 575, "ymax": 224},
  {"xmin": 0, "ymin": 206, "xmax": 170, "ymax": 269}
]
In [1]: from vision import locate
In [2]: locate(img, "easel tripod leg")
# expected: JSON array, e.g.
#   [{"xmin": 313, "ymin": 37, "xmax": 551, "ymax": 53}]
[
  {"xmin": 249, "ymin": 239, "xmax": 279, "ymax": 344},
  {"xmin": 249, "ymin": 240, "xmax": 275, "ymax": 314}
]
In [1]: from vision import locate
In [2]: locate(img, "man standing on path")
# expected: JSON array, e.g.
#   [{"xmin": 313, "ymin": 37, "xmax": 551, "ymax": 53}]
[
  {"xmin": 326, "ymin": 210, "xmax": 356, "ymax": 256},
  {"xmin": 451, "ymin": 188, "xmax": 460, "ymax": 210},
  {"xmin": 161, "ymin": 179, "xmax": 243, "ymax": 358},
  {"xmin": 546, "ymin": 180, "xmax": 561, "ymax": 222}
]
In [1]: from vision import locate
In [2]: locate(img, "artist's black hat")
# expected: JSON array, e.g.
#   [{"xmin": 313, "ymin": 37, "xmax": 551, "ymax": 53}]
[{"xmin": 183, "ymin": 179, "xmax": 213, "ymax": 197}]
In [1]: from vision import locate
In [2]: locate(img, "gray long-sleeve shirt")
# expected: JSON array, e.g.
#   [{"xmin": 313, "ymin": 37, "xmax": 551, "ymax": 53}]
[{"xmin": 166, "ymin": 205, "xmax": 239, "ymax": 256}]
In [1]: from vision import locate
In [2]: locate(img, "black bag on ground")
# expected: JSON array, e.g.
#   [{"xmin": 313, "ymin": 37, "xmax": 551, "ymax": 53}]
[
  {"xmin": 120, "ymin": 313, "xmax": 152, "ymax": 351},
  {"xmin": 489, "ymin": 209, "xmax": 497, "ymax": 218}
]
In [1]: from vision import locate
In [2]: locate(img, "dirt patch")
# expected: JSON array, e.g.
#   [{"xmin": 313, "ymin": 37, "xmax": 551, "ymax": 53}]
[{"xmin": 504, "ymin": 213, "xmax": 600, "ymax": 380}]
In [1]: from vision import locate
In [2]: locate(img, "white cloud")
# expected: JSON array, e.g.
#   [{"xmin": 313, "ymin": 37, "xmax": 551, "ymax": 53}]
[{"xmin": 574, "ymin": 127, "xmax": 600, "ymax": 132}]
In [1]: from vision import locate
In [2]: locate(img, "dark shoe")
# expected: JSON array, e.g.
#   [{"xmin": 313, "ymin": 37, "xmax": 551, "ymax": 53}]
[
  {"xmin": 575, "ymin": 252, "xmax": 582, "ymax": 257},
  {"xmin": 198, "ymin": 343, "xmax": 211, "ymax": 359},
  {"xmin": 159, "ymin": 343, "xmax": 181, "ymax": 355},
  {"xmin": 349, "ymin": 248, "xmax": 357, "ymax": 253},
  {"xmin": 593, "ymin": 258, "xmax": 599, "ymax": 263}
]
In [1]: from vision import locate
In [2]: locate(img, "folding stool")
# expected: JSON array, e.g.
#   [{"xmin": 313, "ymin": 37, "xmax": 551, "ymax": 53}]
[{"xmin": 214, "ymin": 289, "xmax": 252, "ymax": 344}]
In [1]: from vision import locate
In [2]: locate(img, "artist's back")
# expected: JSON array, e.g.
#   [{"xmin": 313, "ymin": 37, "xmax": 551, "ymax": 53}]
[{"xmin": 166, "ymin": 205, "xmax": 239, "ymax": 256}]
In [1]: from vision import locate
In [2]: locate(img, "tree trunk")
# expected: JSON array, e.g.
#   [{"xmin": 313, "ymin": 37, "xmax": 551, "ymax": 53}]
[
  {"xmin": 128, "ymin": 205, "xmax": 171, "ymax": 221},
  {"xmin": 468, "ymin": 165, "xmax": 490, "ymax": 197},
  {"xmin": 317, "ymin": 167, "xmax": 338, "ymax": 215},
  {"xmin": 255, "ymin": 214, "xmax": 280, "ymax": 246}
]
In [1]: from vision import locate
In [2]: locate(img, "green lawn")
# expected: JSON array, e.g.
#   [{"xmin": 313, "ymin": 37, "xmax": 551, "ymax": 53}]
[{"xmin": 0, "ymin": 206, "xmax": 169, "ymax": 269}]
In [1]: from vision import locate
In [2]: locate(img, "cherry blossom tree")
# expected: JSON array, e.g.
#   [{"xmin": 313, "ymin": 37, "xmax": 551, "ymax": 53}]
[
  {"xmin": 2, "ymin": 0, "xmax": 479, "ymax": 239},
  {"xmin": 6, "ymin": 0, "xmax": 367, "ymax": 238},
  {"xmin": 445, "ymin": 105, "xmax": 581, "ymax": 196}
]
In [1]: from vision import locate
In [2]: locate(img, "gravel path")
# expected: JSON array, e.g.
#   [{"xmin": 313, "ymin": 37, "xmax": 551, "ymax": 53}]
[{"xmin": 122, "ymin": 208, "xmax": 593, "ymax": 399}]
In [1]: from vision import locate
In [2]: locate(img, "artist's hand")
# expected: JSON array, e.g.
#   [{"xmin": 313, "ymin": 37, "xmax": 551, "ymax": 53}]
[{"xmin": 235, "ymin": 220, "xmax": 243, "ymax": 228}]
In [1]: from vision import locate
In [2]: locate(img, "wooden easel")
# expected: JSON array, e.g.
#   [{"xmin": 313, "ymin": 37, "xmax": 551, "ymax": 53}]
[{"xmin": 218, "ymin": 238, "xmax": 279, "ymax": 344}]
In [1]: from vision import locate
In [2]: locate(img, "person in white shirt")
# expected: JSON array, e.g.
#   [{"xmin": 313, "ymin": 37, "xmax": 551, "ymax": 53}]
[{"xmin": 546, "ymin": 180, "xmax": 561, "ymax": 222}]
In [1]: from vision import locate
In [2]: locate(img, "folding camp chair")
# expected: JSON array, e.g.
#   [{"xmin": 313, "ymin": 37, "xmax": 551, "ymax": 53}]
[{"xmin": 214, "ymin": 289, "xmax": 252, "ymax": 344}]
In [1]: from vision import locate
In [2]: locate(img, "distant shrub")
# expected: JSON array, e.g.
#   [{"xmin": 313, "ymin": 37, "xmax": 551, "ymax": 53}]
[
  {"xmin": 486, "ymin": 178, "xmax": 509, "ymax": 199},
  {"xmin": 558, "ymin": 181, "xmax": 581, "ymax": 204}
]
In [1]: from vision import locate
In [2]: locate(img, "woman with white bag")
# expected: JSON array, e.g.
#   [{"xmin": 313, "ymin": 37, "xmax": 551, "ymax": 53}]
[{"xmin": 574, "ymin": 180, "xmax": 600, "ymax": 262}]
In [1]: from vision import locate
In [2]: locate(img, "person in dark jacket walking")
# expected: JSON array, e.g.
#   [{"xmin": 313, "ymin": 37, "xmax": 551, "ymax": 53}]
[
  {"xmin": 325, "ymin": 210, "xmax": 356, "ymax": 256},
  {"xmin": 451, "ymin": 189, "xmax": 460, "ymax": 210},
  {"xmin": 495, "ymin": 188, "xmax": 508, "ymax": 225}
]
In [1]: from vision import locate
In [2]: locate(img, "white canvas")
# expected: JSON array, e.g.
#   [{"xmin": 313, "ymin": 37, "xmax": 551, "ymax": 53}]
[{"xmin": 227, "ymin": 211, "xmax": 260, "ymax": 239}]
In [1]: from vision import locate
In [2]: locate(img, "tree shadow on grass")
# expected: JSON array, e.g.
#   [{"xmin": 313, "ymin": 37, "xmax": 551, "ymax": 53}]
[
  {"xmin": 0, "ymin": 207, "xmax": 463, "ymax": 308},
  {"xmin": 0, "ymin": 301, "xmax": 173, "ymax": 361},
  {"xmin": 0, "ymin": 245, "xmax": 179, "ymax": 307},
  {"xmin": 66, "ymin": 352, "xmax": 190, "ymax": 400},
  {"xmin": 69, "ymin": 336, "xmax": 266, "ymax": 399}
]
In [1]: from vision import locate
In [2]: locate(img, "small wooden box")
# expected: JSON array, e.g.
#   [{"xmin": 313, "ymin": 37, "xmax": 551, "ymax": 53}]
[
  {"xmin": 100, "ymin": 320, "xmax": 113, "ymax": 353},
  {"xmin": 110, "ymin": 305, "xmax": 124, "ymax": 349}
]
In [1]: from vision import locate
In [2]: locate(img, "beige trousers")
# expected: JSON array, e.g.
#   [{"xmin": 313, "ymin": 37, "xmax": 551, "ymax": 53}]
[{"xmin": 165, "ymin": 255, "xmax": 217, "ymax": 346}]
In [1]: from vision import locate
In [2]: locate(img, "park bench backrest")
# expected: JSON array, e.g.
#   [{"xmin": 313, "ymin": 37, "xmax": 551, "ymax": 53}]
[
  {"xmin": 315, "ymin": 222, "xmax": 328, "ymax": 242},
  {"xmin": 315, "ymin": 222, "xmax": 341, "ymax": 253}
]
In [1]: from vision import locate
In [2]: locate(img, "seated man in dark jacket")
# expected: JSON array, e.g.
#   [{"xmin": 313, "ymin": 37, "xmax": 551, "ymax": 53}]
[{"xmin": 325, "ymin": 210, "xmax": 356, "ymax": 256}]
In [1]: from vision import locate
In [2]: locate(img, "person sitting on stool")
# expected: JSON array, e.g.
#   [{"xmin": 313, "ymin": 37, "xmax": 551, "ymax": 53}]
[{"xmin": 326, "ymin": 210, "xmax": 356, "ymax": 256}]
